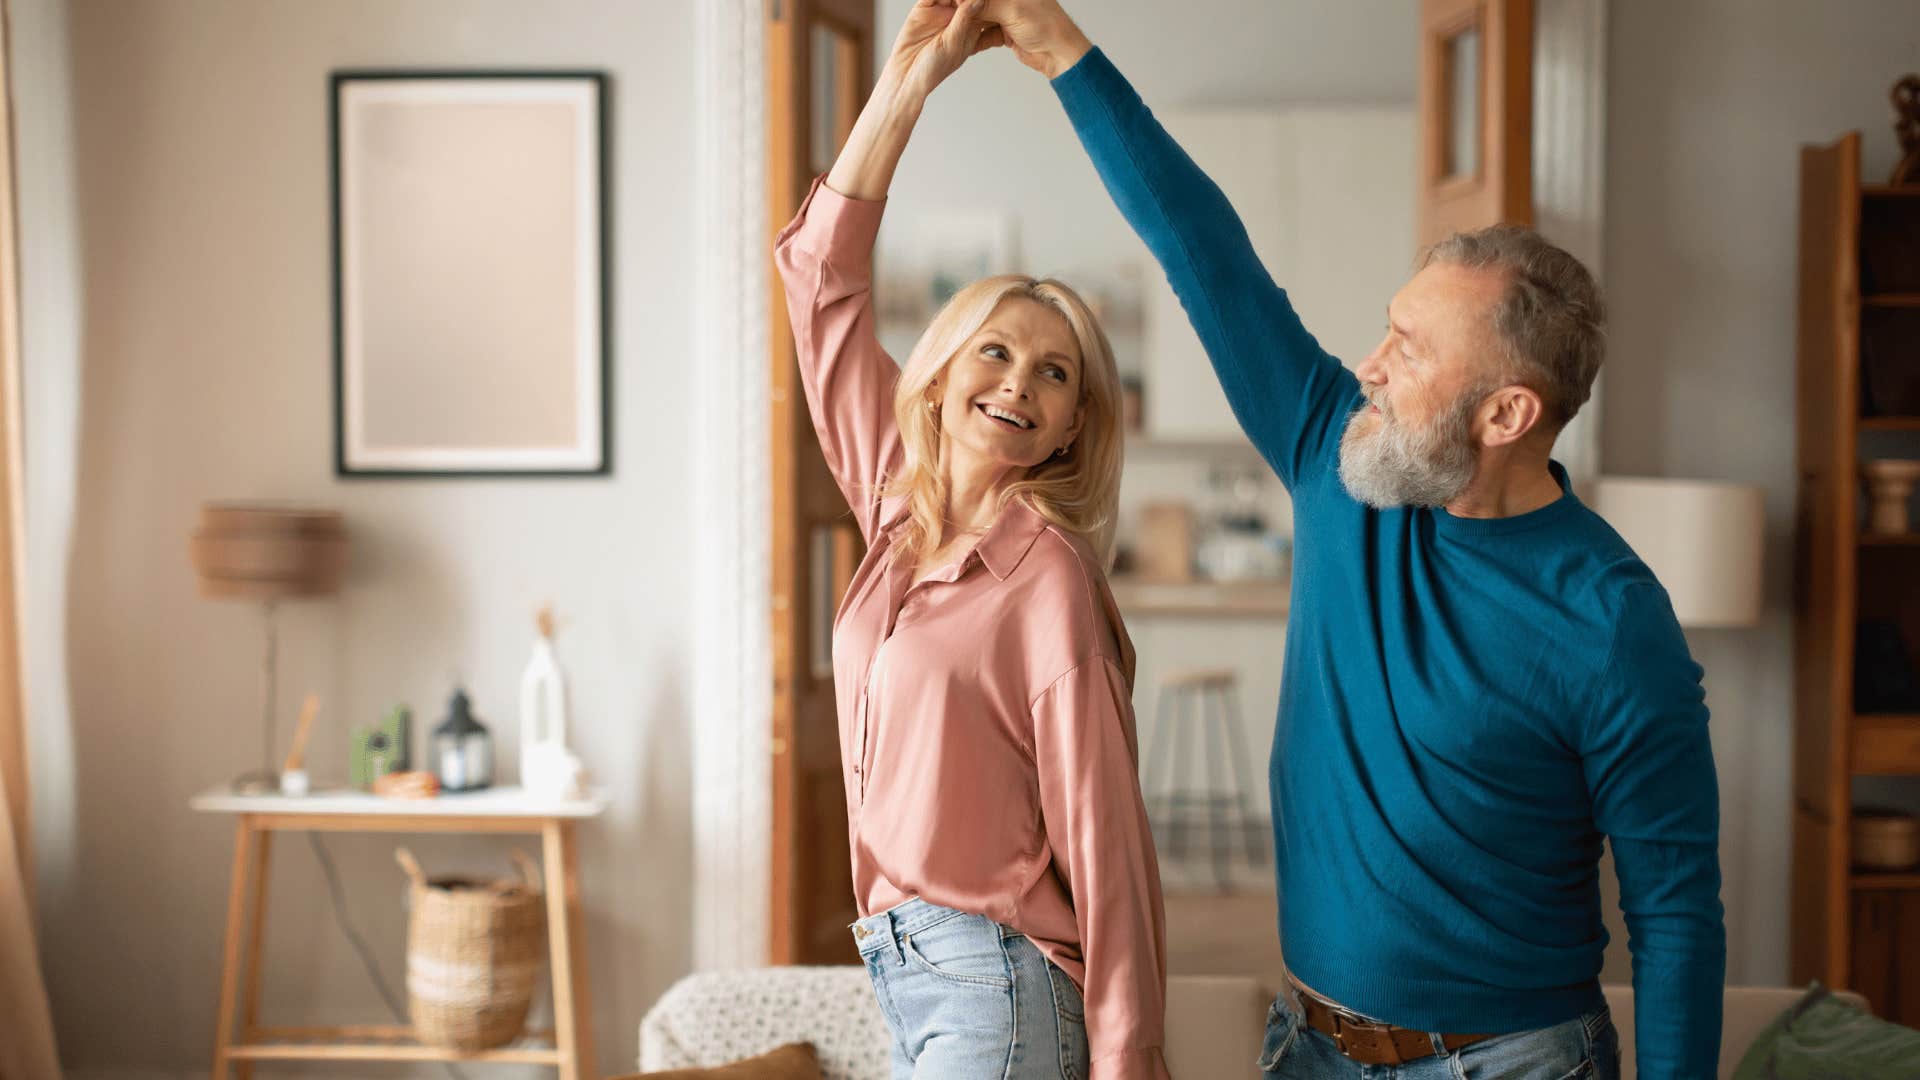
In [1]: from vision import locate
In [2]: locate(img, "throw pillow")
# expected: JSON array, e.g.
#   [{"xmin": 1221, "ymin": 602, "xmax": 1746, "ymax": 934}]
[
  {"xmin": 1732, "ymin": 983, "xmax": 1920, "ymax": 1080},
  {"xmin": 615, "ymin": 1041, "xmax": 823, "ymax": 1080}
]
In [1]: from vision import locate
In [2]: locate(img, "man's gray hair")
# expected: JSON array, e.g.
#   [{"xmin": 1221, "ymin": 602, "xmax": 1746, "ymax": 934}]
[{"xmin": 1420, "ymin": 224, "xmax": 1606, "ymax": 428}]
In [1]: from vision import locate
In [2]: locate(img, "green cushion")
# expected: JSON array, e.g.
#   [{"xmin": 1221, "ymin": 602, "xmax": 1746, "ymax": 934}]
[{"xmin": 1732, "ymin": 983, "xmax": 1920, "ymax": 1080}]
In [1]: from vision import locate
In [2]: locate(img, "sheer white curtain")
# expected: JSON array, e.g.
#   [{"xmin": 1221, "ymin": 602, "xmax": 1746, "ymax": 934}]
[{"xmin": 0, "ymin": 0, "xmax": 63, "ymax": 1072}]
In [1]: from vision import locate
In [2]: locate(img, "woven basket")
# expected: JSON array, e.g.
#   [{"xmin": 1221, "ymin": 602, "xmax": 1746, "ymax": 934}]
[{"xmin": 397, "ymin": 847, "xmax": 547, "ymax": 1050}]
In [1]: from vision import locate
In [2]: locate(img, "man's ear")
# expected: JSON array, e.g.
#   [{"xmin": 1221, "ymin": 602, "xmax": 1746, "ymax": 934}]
[{"xmin": 1479, "ymin": 385, "xmax": 1545, "ymax": 447}]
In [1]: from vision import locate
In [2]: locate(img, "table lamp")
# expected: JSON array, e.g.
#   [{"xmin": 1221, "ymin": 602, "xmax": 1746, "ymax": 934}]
[
  {"xmin": 189, "ymin": 503, "xmax": 349, "ymax": 792},
  {"xmin": 1592, "ymin": 477, "xmax": 1765, "ymax": 628}
]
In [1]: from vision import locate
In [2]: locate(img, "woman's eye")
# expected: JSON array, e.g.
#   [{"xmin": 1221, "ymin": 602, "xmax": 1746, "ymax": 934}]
[
  {"xmin": 982, "ymin": 344, "xmax": 1008, "ymax": 361},
  {"xmin": 1043, "ymin": 365, "xmax": 1067, "ymax": 382}
]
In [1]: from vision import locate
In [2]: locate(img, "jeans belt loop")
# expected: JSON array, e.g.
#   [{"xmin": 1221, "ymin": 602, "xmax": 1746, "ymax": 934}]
[{"xmin": 886, "ymin": 910, "xmax": 906, "ymax": 966}]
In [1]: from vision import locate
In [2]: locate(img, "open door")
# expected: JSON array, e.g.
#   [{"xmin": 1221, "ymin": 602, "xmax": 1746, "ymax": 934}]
[
  {"xmin": 1417, "ymin": 0, "xmax": 1533, "ymax": 246},
  {"xmin": 765, "ymin": 0, "xmax": 875, "ymax": 966}
]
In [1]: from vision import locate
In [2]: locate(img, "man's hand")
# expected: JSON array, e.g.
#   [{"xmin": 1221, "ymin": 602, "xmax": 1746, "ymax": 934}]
[
  {"xmin": 977, "ymin": 0, "xmax": 1093, "ymax": 79},
  {"xmin": 882, "ymin": 0, "xmax": 999, "ymax": 105}
]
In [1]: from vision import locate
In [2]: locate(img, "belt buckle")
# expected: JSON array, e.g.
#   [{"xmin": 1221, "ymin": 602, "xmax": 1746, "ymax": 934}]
[{"xmin": 1326, "ymin": 1006, "xmax": 1399, "ymax": 1066}]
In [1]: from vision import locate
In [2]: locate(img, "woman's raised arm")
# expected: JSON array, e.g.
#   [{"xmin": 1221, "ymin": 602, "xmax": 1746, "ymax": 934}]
[{"xmin": 771, "ymin": 0, "xmax": 997, "ymax": 539}]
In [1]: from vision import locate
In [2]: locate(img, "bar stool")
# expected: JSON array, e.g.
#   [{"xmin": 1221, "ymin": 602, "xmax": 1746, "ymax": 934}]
[{"xmin": 1141, "ymin": 667, "xmax": 1267, "ymax": 890}]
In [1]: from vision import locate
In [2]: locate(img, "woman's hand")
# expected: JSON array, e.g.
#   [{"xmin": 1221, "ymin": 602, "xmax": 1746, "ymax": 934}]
[
  {"xmin": 885, "ymin": 0, "xmax": 997, "ymax": 105},
  {"xmin": 822, "ymin": 0, "xmax": 996, "ymax": 202},
  {"xmin": 978, "ymin": 0, "xmax": 1092, "ymax": 79}
]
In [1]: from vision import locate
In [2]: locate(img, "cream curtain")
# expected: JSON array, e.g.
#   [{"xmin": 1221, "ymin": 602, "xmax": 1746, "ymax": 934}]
[{"xmin": 0, "ymin": 0, "xmax": 61, "ymax": 1075}]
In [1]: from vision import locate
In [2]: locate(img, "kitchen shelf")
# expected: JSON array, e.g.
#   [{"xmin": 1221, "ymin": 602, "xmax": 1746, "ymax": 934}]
[
  {"xmin": 1862, "ymin": 295, "xmax": 1920, "ymax": 308},
  {"xmin": 1109, "ymin": 577, "xmax": 1290, "ymax": 618},
  {"xmin": 1124, "ymin": 435, "xmax": 1266, "ymax": 462}
]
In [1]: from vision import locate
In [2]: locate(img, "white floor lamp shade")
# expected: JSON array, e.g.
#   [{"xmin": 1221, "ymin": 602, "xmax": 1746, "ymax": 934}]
[{"xmin": 1593, "ymin": 477, "xmax": 1766, "ymax": 629}]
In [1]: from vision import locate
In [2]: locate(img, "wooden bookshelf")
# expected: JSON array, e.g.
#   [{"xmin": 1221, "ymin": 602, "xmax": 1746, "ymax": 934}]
[{"xmin": 1793, "ymin": 132, "xmax": 1920, "ymax": 1025}]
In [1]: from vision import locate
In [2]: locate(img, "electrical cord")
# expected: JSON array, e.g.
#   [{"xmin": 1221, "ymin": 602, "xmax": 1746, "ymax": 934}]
[{"xmin": 307, "ymin": 832, "xmax": 471, "ymax": 1080}]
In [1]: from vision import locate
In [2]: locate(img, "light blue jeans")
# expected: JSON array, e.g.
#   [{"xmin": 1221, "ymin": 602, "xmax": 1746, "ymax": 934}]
[
  {"xmin": 854, "ymin": 897, "xmax": 1090, "ymax": 1079},
  {"xmin": 1257, "ymin": 988, "xmax": 1621, "ymax": 1079}
]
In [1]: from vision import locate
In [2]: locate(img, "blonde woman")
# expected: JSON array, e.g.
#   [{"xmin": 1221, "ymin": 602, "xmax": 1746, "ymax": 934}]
[{"xmin": 772, "ymin": 2, "xmax": 1169, "ymax": 1078}]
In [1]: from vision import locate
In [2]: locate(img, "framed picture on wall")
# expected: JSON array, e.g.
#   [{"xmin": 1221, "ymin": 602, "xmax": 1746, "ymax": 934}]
[{"xmin": 332, "ymin": 71, "xmax": 609, "ymax": 476}]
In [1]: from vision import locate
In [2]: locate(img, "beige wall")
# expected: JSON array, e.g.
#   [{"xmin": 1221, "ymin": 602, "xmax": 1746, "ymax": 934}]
[
  {"xmin": 23, "ymin": 0, "xmax": 1920, "ymax": 1073},
  {"xmin": 1604, "ymin": 0, "xmax": 1920, "ymax": 983},
  {"xmin": 31, "ymin": 2, "xmax": 697, "ymax": 1076}
]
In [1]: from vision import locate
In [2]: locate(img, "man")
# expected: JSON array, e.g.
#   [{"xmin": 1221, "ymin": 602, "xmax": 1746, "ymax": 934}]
[{"xmin": 972, "ymin": 3, "xmax": 1726, "ymax": 1077}]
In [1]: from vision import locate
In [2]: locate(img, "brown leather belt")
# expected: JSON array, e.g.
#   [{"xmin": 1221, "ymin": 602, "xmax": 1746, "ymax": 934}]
[{"xmin": 1287, "ymin": 974, "xmax": 1495, "ymax": 1066}]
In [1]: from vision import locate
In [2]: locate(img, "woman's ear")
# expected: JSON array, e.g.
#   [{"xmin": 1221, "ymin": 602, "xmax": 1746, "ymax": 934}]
[{"xmin": 1065, "ymin": 399, "xmax": 1088, "ymax": 447}]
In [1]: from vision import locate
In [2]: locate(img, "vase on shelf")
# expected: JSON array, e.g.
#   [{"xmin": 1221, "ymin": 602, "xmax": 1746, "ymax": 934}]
[{"xmin": 1862, "ymin": 459, "xmax": 1920, "ymax": 535}]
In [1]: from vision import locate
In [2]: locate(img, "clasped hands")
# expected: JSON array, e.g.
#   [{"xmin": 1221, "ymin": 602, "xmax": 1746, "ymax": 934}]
[{"xmin": 880, "ymin": 0, "xmax": 1094, "ymax": 107}]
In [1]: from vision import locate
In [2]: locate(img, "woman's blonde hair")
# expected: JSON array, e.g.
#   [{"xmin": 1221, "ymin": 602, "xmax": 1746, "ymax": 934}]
[{"xmin": 884, "ymin": 274, "xmax": 1124, "ymax": 567}]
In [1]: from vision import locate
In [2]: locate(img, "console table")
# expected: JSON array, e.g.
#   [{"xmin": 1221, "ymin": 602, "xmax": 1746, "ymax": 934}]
[{"xmin": 189, "ymin": 786, "xmax": 606, "ymax": 1080}]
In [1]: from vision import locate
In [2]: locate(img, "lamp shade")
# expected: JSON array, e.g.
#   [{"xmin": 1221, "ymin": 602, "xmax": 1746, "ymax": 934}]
[
  {"xmin": 1593, "ymin": 477, "xmax": 1764, "ymax": 628},
  {"xmin": 190, "ymin": 503, "xmax": 348, "ymax": 600}
]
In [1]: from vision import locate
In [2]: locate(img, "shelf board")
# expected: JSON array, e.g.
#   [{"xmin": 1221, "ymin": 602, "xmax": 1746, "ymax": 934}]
[
  {"xmin": 1852, "ymin": 873, "xmax": 1920, "ymax": 891},
  {"xmin": 231, "ymin": 1025, "xmax": 560, "ymax": 1064},
  {"xmin": 1852, "ymin": 713, "xmax": 1920, "ymax": 775},
  {"xmin": 1110, "ymin": 577, "xmax": 1290, "ymax": 618},
  {"xmin": 1860, "ymin": 533, "xmax": 1920, "ymax": 546},
  {"xmin": 1859, "ymin": 416, "xmax": 1920, "ymax": 431},
  {"xmin": 1862, "ymin": 295, "xmax": 1920, "ymax": 308},
  {"xmin": 1863, "ymin": 184, "xmax": 1920, "ymax": 198},
  {"xmin": 1124, "ymin": 435, "xmax": 1266, "ymax": 461}
]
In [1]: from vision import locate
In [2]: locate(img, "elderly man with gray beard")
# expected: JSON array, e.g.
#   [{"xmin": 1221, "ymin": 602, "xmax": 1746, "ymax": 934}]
[{"xmin": 967, "ymin": 2, "xmax": 1727, "ymax": 1078}]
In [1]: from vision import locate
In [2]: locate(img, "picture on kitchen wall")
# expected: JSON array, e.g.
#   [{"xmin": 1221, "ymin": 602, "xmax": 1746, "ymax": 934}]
[{"xmin": 332, "ymin": 71, "xmax": 609, "ymax": 476}]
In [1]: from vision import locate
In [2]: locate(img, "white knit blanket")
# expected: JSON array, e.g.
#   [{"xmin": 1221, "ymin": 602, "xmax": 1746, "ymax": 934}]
[{"xmin": 637, "ymin": 966, "xmax": 890, "ymax": 1080}]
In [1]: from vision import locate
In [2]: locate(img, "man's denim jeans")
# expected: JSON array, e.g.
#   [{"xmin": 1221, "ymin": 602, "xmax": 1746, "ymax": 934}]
[{"xmin": 1257, "ymin": 987, "xmax": 1622, "ymax": 1079}]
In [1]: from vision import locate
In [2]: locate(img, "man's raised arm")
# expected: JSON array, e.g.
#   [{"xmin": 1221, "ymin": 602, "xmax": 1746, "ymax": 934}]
[{"xmin": 983, "ymin": 0, "xmax": 1359, "ymax": 488}]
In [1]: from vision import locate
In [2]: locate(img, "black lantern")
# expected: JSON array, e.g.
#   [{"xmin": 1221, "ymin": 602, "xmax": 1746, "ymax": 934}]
[{"xmin": 432, "ymin": 688, "xmax": 493, "ymax": 792}]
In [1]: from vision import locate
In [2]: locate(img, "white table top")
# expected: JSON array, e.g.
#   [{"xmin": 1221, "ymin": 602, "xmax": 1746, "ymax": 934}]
[{"xmin": 189, "ymin": 784, "xmax": 608, "ymax": 819}]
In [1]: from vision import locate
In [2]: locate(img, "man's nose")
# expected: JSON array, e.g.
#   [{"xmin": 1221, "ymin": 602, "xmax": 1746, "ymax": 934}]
[{"xmin": 1355, "ymin": 349, "xmax": 1388, "ymax": 385}]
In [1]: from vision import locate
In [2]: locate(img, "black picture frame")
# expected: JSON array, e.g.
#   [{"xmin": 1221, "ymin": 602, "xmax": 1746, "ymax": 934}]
[{"xmin": 331, "ymin": 70, "xmax": 612, "ymax": 478}]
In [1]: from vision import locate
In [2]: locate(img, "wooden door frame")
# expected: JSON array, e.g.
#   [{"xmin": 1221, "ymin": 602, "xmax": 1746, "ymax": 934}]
[{"xmin": 766, "ymin": 0, "xmax": 873, "ymax": 966}]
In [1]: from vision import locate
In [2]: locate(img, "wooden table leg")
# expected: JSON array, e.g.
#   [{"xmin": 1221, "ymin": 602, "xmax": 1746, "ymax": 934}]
[
  {"xmin": 236, "ymin": 827, "xmax": 273, "ymax": 1080},
  {"xmin": 544, "ymin": 820, "xmax": 596, "ymax": 1080},
  {"xmin": 211, "ymin": 817, "xmax": 261, "ymax": 1080}
]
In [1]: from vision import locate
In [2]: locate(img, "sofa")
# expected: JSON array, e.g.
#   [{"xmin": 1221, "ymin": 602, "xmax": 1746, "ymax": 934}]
[{"xmin": 637, "ymin": 968, "xmax": 1866, "ymax": 1079}]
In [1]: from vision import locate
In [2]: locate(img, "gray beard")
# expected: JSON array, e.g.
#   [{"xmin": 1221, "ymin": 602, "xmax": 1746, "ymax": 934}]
[{"xmin": 1336, "ymin": 389, "xmax": 1483, "ymax": 509}]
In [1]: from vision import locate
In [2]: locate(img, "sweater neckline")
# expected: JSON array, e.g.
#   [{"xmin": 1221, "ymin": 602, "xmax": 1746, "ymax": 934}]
[{"xmin": 1427, "ymin": 460, "xmax": 1582, "ymax": 538}]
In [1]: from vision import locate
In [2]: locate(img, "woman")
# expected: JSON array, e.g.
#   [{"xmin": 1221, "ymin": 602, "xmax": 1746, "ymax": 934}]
[{"xmin": 772, "ymin": 2, "xmax": 1170, "ymax": 1078}]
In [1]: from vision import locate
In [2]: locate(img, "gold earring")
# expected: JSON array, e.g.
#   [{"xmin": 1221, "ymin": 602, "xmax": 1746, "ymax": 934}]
[{"xmin": 1054, "ymin": 444, "xmax": 1071, "ymax": 458}]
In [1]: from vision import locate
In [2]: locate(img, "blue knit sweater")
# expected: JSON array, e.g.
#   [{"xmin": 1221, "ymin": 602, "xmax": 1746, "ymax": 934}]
[{"xmin": 1053, "ymin": 48, "xmax": 1725, "ymax": 1079}]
